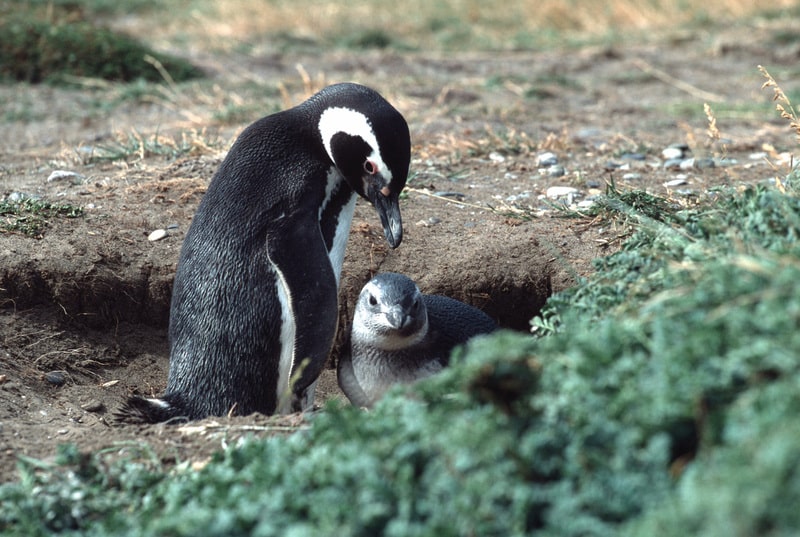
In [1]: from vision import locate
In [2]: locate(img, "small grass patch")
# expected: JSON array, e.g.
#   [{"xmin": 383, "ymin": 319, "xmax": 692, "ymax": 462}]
[
  {"xmin": 78, "ymin": 129, "xmax": 220, "ymax": 164},
  {"xmin": 0, "ymin": 196, "xmax": 83, "ymax": 238},
  {"xmin": 0, "ymin": 13, "xmax": 202, "ymax": 84}
]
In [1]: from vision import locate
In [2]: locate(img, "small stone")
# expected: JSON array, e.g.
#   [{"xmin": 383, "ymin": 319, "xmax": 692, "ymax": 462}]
[
  {"xmin": 546, "ymin": 186, "xmax": 580, "ymax": 199},
  {"xmin": 664, "ymin": 178, "xmax": 688, "ymax": 187},
  {"xmin": 604, "ymin": 161, "xmax": 622, "ymax": 170},
  {"xmin": 45, "ymin": 371, "xmax": 66, "ymax": 386},
  {"xmin": 47, "ymin": 170, "xmax": 85, "ymax": 183},
  {"xmin": 536, "ymin": 152, "xmax": 558, "ymax": 167},
  {"xmin": 547, "ymin": 165, "xmax": 566, "ymax": 177},
  {"xmin": 415, "ymin": 217, "xmax": 441, "ymax": 227},
  {"xmin": 715, "ymin": 157, "xmax": 738, "ymax": 167},
  {"xmin": 167, "ymin": 223, "xmax": 179, "ymax": 230},
  {"xmin": 679, "ymin": 158, "xmax": 696, "ymax": 170},
  {"xmin": 577, "ymin": 199, "xmax": 595, "ymax": 209},
  {"xmin": 433, "ymin": 191, "xmax": 466, "ymax": 200},
  {"xmin": 505, "ymin": 192, "xmax": 531, "ymax": 203},
  {"xmin": 694, "ymin": 157, "xmax": 715, "ymax": 169},
  {"xmin": 662, "ymin": 144, "xmax": 690, "ymax": 160},
  {"xmin": 488, "ymin": 152, "xmax": 506, "ymax": 163},
  {"xmin": 620, "ymin": 153, "xmax": 646, "ymax": 161},
  {"xmin": 148, "ymin": 229, "xmax": 168, "ymax": 242},
  {"xmin": 748, "ymin": 152, "xmax": 768, "ymax": 160},
  {"xmin": 81, "ymin": 399, "xmax": 105, "ymax": 413},
  {"xmin": 663, "ymin": 158, "xmax": 684, "ymax": 169},
  {"xmin": 622, "ymin": 172, "xmax": 642, "ymax": 181}
]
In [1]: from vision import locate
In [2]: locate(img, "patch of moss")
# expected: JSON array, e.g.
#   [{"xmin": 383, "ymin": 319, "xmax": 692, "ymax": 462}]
[{"xmin": 0, "ymin": 196, "xmax": 84, "ymax": 238}]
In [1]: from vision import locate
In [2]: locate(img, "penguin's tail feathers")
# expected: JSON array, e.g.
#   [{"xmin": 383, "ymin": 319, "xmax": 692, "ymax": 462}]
[{"xmin": 115, "ymin": 395, "xmax": 188, "ymax": 424}]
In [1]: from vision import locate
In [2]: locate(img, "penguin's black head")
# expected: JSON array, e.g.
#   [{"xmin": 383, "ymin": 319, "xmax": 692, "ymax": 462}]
[{"xmin": 316, "ymin": 83, "xmax": 410, "ymax": 248}]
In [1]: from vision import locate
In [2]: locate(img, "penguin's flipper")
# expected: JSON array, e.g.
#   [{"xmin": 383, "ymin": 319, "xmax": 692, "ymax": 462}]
[
  {"xmin": 268, "ymin": 220, "xmax": 340, "ymax": 412},
  {"xmin": 337, "ymin": 351, "xmax": 373, "ymax": 408}
]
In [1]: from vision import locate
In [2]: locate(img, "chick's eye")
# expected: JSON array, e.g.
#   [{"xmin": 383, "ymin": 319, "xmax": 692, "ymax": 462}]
[
  {"xmin": 368, "ymin": 294, "xmax": 378, "ymax": 306},
  {"xmin": 363, "ymin": 159, "xmax": 378, "ymax": 175}
]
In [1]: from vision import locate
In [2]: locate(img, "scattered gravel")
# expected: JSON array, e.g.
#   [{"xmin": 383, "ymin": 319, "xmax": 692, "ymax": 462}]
[{"xmin": 494, "ymin": 142, "xmax": 772, "ymax": 217}]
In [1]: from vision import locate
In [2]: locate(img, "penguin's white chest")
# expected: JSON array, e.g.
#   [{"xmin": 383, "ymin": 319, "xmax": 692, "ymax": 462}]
[{"xmin": 320, "ymin": 167, "xmax": 357, "ymax": 283}]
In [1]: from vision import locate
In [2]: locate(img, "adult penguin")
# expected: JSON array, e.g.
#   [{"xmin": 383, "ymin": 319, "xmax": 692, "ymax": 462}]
[{"xmin": 120, "ymin": 83, "xmax": 410, "ymax": 422}]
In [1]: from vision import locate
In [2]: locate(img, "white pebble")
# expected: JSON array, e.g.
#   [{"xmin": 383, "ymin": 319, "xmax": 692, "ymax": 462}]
[
  {"xmin": 546, "ymin": 186, "xmax": 579, "ymax": 199},
  {"xmin": 661, "ymin": 147, "xmax": 684, "ymax": 160},
  {"xmin": 47, "ymin": 170, "xmax": 85, "ymax": 183},
  {"xmin": 489, "ymin": 152, "xmax": 506, "ymax": 163},
  {"xmin": 537, "ymin": 152, "xmax": 558, "ymax": 167},
  {"xmin": 663, "ymin": 178, "xmax": 688, "ymax": 187},
  {"xmin": 148, "ymin": 229, "xmax": 168, "ymax": 242}
]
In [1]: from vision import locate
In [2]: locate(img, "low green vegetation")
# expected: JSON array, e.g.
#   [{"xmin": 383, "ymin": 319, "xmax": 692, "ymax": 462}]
[
  {"xmin": 2, "ymin": 160, "xmax": 799, "ymax": 534},
  {"xmin": 0, "ymin": 197, "xmax": 84, "ymax": 238},
  {"xmin": 79, "ymin": 129, "xmax": 219, "ymax": 163},
  {"xmin": 0, "ymin": 11, "xmax": 202, "ymax": 84}
]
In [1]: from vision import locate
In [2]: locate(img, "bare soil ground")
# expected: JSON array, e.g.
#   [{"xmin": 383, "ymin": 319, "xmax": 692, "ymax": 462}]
[{"xmin": 1, "ymin": 23, "xmax": 797, "ymax": 481}]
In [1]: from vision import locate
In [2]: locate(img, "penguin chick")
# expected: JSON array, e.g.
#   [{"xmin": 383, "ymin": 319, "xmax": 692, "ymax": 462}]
[
  {"xmin": 118, "ymin": 83, "xmax": 410, "ymax": 423},
  {"xmin": 338, "ymin": 272, "xmax": 497, "ymax": 407}
]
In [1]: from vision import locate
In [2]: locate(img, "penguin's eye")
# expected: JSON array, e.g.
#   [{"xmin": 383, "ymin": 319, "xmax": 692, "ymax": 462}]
[
  {"xmin": 368, "ymin": 294, "xmax": 378, "ymax": 306},
  {"xmin": 363, "ymin": 159, "xmax": 378, "ymax": 175}
]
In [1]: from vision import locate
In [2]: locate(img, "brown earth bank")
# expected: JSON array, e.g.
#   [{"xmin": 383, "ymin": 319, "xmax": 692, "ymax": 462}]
[{"xmin": 1, "ymin": 24, "xmax": 798, "ymax": 481}]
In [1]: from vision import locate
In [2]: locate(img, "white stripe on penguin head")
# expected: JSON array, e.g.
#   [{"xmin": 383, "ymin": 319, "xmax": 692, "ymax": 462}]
[{"xmin": 318, "ymin": 107, "xmax": 392, "ymax": 182}]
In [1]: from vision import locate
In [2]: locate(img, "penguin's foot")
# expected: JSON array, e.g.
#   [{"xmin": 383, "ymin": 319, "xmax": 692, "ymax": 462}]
[{"xmin": 114, "ymin": 395, "xmax": 188, "ymax": 424}]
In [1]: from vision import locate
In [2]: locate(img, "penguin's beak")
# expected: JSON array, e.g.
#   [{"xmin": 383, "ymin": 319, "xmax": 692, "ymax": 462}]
[
  {"xmin": 368, "ymin": 182, "xmax": 403, "ymax": 249},
  {"xmin": 385, "ymin": 307, "xmax": 409, "ymax": 330}
]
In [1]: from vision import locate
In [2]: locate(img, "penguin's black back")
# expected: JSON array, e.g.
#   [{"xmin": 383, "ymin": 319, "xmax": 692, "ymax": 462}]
[
  {"xmin": 422, "ymin": 294, "xmax": 497, "ymax": 366},
  {"xmin": 118, "ymin": 83, "xmax": 411, "ymax": 423},
  {"xmin": 161, "ymin": 109, "xmax": 328, "ymax": 420}
]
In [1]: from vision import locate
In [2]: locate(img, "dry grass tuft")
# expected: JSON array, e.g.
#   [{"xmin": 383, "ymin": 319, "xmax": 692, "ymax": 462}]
[
  {"xmin": 277, "ymin": 64, "xmax": 328, "ymax": 108},
  {"xmin": 760, "ymin": 65, "xmax": 800, "ymax": 145},
  {"xmin": 118, "ymin": 0, "xmax": 799, "ymax": 52},
  {"xmin": 758, "ymin": 65, "xmax": 800, "ymax": 191}
]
